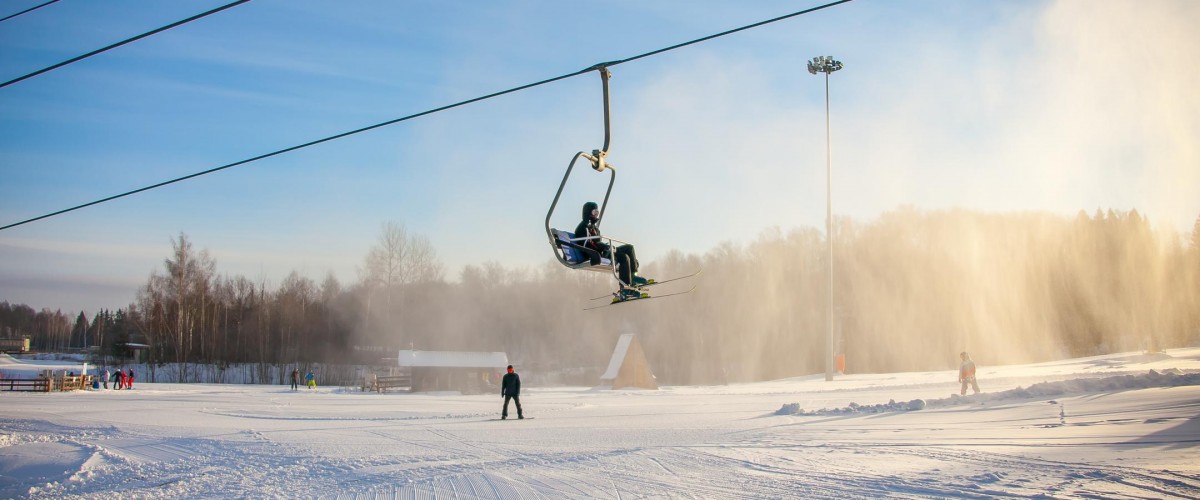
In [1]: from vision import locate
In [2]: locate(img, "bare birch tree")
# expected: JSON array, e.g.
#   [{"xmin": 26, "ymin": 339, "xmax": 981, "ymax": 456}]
[
  {"xmin": 158, "ymin": 233, "xmax": 216, "ymax": 382},
  {"xmin": 361, "ymin": 221, "xmax": 444, "ymax": 349}
]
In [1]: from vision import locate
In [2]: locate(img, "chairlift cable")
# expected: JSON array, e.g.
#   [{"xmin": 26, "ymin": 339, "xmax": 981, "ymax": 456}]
[
  {"xmin": 601, "ymin": 0, "xmax": 853, "ymax": 68},
  {"xmin": 0, "ymin": 0, "xmax": 853, "ymax": 231},
  {"xmin": 0, "ymin": 0, "xmax": 61, "ymax": 24},
  {"xmin": 0, "ymin": 0, "xmax": 252, "ymax": 89}
]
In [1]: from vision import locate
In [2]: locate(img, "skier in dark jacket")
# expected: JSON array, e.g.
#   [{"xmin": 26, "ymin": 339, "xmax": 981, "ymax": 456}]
[
  {"xmin": 290, "ymin": 368, "xmax": 300, "ymax": 391},
  {"xmin": 574, "ymin": 201, "xmax": 651, "ymax": 298},
  {"xmin": 500, "ymin": 365, "xmax": 523, "ymax": 419}
]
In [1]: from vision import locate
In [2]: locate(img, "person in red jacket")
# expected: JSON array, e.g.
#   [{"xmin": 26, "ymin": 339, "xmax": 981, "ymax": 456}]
[
  {"xmin": 126, "ymin": 368, "xmax": 135, "ymax": 390},
  {"xmin": 959, "ymin": 352, "xmax": 980, "ymax": 396},
  {"xmin": 500, "ymin": 365, "xmax": 523, "ymax": 420}
]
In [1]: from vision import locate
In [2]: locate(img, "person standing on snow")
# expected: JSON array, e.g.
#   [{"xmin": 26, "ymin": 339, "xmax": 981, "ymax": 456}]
[
  {"xmin": 291, "ymin": 368, "xmax": 301, "ymax": 391},
  {"xmin": 500, "ymin": 365, "xmax": 524, "ymax": 420},
  {"xmin": 103, "ymin": 368, "xmax": 110, "ymax": 389},
  {"xmin": 126, "ymin": 368, "xmax": 135, "ymax": 389},
  {"xmin": 959, "ymin": 351, "xmax": 980, "ymax": 396},
  {"xmin": 574, "ymin": 201, "xmax": 652, "ymax": 299},
  {"xmin": 305, "ymin": 371, "xmax": 316, "ymax": 389}
]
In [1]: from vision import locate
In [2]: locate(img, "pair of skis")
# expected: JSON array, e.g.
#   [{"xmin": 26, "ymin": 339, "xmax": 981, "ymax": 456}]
[{"xmin": 584, "ymin": 267, "xmax": 702, "ymax": 310}]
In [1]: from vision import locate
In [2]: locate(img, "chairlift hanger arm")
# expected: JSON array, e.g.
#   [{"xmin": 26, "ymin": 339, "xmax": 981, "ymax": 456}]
[
  {"xmin": 591, "ymin": 67, "xmax": 615, "ymax": 228},
  {"xmin": 596, "ymin": 66, "xmax": 613, "ymax": 165}
]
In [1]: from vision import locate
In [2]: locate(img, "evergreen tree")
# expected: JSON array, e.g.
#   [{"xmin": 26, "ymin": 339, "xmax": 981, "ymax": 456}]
[
  {"xmin": 87, "ymin": 309, "xmax": 110, "ymax": 358},
  {"xmin": 110, "ymin": 308, "xmax": 133, "ymax": 361},
  {"xmin": 71, "ymin": 311, "xmax": 89, "ymax": 349}
]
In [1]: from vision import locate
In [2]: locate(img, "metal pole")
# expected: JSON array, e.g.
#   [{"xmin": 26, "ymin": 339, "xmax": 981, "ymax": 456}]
[
  {"xmin": 808, "ymin": 55, "xmax": 842, "ymax": 382},
  {"xmin": 824, "ymin": 71, "xmax": 834, "ymax": 382}
]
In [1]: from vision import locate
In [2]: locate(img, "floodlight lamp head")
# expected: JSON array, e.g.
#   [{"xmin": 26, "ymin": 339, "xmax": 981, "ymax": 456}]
[{"xmin": 807, "ymin": 56, "xmax": 844, "ymax": 75}]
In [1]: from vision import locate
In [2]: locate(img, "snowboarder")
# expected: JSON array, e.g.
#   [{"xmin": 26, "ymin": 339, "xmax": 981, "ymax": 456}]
[
  {"xmin": 305, "ymin": 371, "xmax": 316, "ymax": 389},
  {"xmin": 501, "ymin": 365, "xmax": 523, "ymax": 420},
  {"xmin": 959, "ymin": 351, "xmax": 980, "ymax": 396},
  {"xmin": 575, "ymin": 201, "xmax": 651, "ymax": 299},
  {"xmin": 291, "ymin": 368, "xmax": 300, "ymax": 391}
]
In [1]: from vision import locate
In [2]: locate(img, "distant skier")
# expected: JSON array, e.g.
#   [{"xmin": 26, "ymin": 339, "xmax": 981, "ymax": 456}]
[
  {"xmin": 102, "ymin": 368, "xmax": 110, "ymax": 389},
  {"xmin": 500, "ymin": 365, "xmax": 524, "ymax": 420},
  {"xmin": 111, "ymin": 369, "xmax": 121, "ymax": 390},
  {"xmin": 291, "ymin": 368, "xmax": 301, "ymax": 391},
  {"xmin": 126, "ymin": 368, "xmax": 135, "ymax": 389},
  {"xmin": 306, "ymin": 371, "xmax": 316, "ymax": 390},
  {"xmin": 959, "ymin": 351, "xmax": 980, "ymax": 396}
]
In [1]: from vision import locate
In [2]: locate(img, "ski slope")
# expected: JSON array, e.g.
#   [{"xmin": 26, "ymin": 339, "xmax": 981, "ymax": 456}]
[{"xmin": 2, "ymin": 349, "xmax": 1199, "ymax": 498}]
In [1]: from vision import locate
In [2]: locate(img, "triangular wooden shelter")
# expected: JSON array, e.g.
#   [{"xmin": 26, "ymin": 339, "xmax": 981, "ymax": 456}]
[{"xmin": 599, "ymin": 333, "xmax": 657, "ymax": 390}]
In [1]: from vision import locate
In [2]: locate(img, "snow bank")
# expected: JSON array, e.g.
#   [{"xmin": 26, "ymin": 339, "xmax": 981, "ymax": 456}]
[{"xmin": 777, "ymin": 368, "xmax": 1200, "ymax": 416}]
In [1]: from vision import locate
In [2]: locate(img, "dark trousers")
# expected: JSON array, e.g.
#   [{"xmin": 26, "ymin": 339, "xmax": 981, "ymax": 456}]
[
  {"xmin": 503, "ymin": 395, "xmax": 523, "ymax": 418},
  {"xmin": 588, "ymin": 243, "xmax": 639, "ymax": 286},
  {"xmin": 291, "ymin": 380, "xmax": 299, "ymax": 390},
  {"xmin": 614, "ymin": 244, "xmax": 638, "ymax": 286}
]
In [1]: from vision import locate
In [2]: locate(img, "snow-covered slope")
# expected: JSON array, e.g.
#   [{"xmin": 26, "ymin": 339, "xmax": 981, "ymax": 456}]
[{"xmin": 2, "ymin": 348, "xmax": 1198, "ymax": 498}]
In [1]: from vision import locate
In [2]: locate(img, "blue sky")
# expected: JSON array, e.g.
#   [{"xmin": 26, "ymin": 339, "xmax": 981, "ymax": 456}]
[{"xmin": 1, "ymin": 0, "xmax": 1197, "ymax": 313}]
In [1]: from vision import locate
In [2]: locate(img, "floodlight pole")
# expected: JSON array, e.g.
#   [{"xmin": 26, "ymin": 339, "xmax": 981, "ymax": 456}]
[{"xmin": 808, "ymin": 55, "xmax": 843, "ymax": 382}]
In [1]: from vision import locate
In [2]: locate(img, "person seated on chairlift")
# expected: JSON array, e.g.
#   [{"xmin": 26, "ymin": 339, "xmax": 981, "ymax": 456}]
[{"xmin": 575, "ymin": 201, "xmax": 652, "ymax": 292}]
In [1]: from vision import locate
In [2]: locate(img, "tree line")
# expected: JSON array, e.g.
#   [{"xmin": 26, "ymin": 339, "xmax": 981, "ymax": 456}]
[{"xmin": 2, "ymin": 209, "xmax": 1197, "ymax": 385}]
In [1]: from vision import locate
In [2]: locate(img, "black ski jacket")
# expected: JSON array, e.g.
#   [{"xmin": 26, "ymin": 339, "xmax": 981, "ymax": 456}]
[
  {"xmin": 501, "ymin": 372, "xmax": 521, "ymax": 397},
  {"xmin": 574, "ymin": 201, "xmax": 609, "ymax": 256}
]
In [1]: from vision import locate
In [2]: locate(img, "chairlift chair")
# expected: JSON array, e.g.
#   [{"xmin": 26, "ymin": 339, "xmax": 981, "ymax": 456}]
[{"xmin": 544, "ymin": 67, "xmax": 700, "ymax": 307}]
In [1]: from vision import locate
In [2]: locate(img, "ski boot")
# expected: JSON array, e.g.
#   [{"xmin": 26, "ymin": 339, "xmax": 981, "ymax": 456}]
[{"xmin": 612, "ymin": 287, "xmax": 648, "ymax": 303}]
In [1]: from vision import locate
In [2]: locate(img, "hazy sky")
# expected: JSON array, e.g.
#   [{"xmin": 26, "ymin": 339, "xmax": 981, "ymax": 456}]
[{"xmin": 1, "ymin": 0, "xmax": 1197, "ymax": 313}]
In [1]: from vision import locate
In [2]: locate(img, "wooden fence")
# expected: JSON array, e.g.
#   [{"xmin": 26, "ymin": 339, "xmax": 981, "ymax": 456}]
[
  {"xmin": 0, "ymin": 372, "xmax": 93, "ymax": 393},
  {"xmin": 362, "ymin": 372, "xmax": 413, "ymax": 393},
  {"xmin": 1, "ymin": 378, "xmax": 49, "ymax": 392}
]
